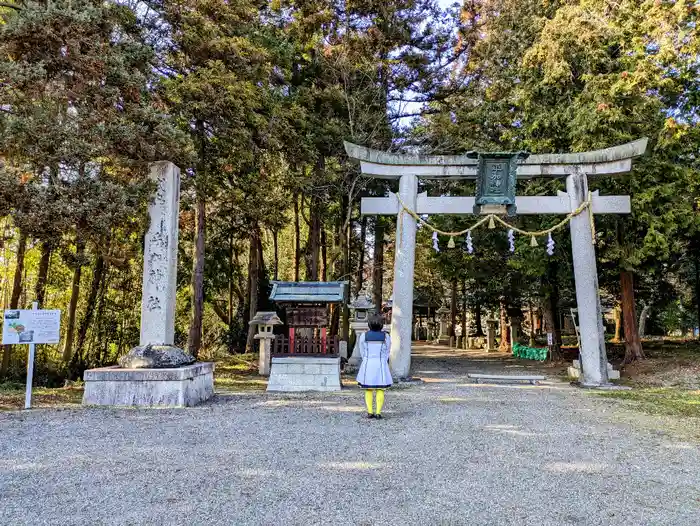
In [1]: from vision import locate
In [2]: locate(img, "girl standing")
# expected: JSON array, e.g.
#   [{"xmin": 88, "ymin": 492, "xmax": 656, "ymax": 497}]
[{"xmin": 356, "ymin": 315, "xmax": 393, "ymax": 419}]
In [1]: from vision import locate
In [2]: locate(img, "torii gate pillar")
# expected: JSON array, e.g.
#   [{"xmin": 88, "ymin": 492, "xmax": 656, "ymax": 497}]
[
  {"xmin": 567, "ymin": 170, "xmax": 608, "ymax": 385},
  {"xmin": 390, "ymin": 174, "xmax": 418, "ymax": 378}
]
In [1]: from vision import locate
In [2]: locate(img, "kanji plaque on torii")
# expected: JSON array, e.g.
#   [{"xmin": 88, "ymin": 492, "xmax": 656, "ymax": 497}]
[
  {"xmin": 470, "ymin": 151, "xmax": 528, "ymax": 216},
  {"xmin": 345, "ymin": 139, "xmax": 648, "ymax": 387}
]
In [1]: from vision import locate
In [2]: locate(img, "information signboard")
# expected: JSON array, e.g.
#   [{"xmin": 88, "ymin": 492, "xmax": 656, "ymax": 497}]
[{"xmin": 2, "ymin": 309, "xmax": 61, "ymax": 345}]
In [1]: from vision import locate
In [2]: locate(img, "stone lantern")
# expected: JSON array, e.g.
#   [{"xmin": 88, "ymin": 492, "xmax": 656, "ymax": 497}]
[
  {"xmin": 249, "ymin": 311, "xmax": 282, "ymax": 376},
  {"xmin": 436, "ymin": 305, "xmax": 450, "ymax": 343},
  {"xmin": 348, "ymin": 295, "xmax": 375, "ymax": 368}
]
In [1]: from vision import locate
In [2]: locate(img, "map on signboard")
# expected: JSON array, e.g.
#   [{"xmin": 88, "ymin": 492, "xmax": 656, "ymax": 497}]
[{"xmin": 2, "ymin": 309, "xmax": 61, "ymax": 345}]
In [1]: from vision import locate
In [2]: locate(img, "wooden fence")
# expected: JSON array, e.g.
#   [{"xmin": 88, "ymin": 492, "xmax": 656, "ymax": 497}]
[{"xmin": 272, "ymin": 335, "xmax": 339, "ymax": 356}]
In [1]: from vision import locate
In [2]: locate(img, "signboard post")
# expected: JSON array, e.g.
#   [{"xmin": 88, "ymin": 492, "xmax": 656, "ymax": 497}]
[
  {"xmin": 24, "ymin": 302, "xmax": 37, "ymax": 409},
  {"xmin": 2, "ymin": 304, "xmax": 61, "ymax": 409}
]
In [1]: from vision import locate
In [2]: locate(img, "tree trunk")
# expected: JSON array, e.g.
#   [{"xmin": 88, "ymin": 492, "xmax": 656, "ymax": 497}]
[
  {"xmin": 695, "ymin": 242, "xmax": 700, "ymax": 338},
  {"xmin": 273, "ymin": 229, "xmax": 279, "ymax": 281},
  {"xmin": 321, "ymin": 228, "xmax": 327, "ymax": 281},
  {"xmin": 1, "ymin": 230, "xmax": 28, "ymax": 377},
  {"xmin": 461, "ymin": 280, "xmax": 467, "ymax": 348},
  {"xmin": 94, "ymin": 265, "xmax": 110, "ymax": 366},
  {"xmin": 9, "ymin": 230, "xmax": 27, "ymax": 308},
  {"xmin": 187, "ymin": 189, "xmax": 206, "ymax": 358},
  {"xmin": 307, "ymin": 202, "xmax": 321, "ymax": 280},
  {"xmin": 228, "ymin": 233, "xmax": 235, "ymax": 353},
  {"xmin": 621, "ymin": 271, "xmax": 645, "ymax": 363},
  {"xmin": 35, "ymin": 240, "xmax": 53, "ymax": 307},
  {"xmin": 187, "ymin": 120, "xmax": 207, "ymax": 358},
  {"xmin": 450, "ymin": 280, "xmax": 457, "ymax": 339},
  {"xmin": 245, "ymin": 228, "xmax": 261, "ymax": 353},
  {"xmin": 62, "ymin": 240, "xmax": 86, "ymax": 363},
  {"xmin": 355, "ymin": 216, "xmax": 367, "ymax": 294},
  {"xmin": 294, "ymin": 193, "xmax": 301, "ymax": 282},
  {"xmin": 341, "ymin": 202, "xmax": 350, "ymax": 342},
  {"xmin": 545, "ymin": 260, "xmax": 563, "ymax": 347},
  {"xmin": 613, "ymin": 305, "xmax": 622, "ymax": 342},
  {"xmin": 305, "ymin": 159, "xmax": 324, "ymax": 281},
  {"xmin": 473, "ymin": 301, "xmax": 484, "ymax": 336},
  {"xmin": 372, "ymin": 217, "xmax": 384, "ymax": 310},
  {"xmin": 499, "ymin": 300, "xmax": 510, "ymax": 352},
  {"xmin": 528, "ymin": 300, "xmax": 536, "ymax": 347},
  {"xmin": 73, "ymin": 252, "xmax": 107, "ymax": 369}
]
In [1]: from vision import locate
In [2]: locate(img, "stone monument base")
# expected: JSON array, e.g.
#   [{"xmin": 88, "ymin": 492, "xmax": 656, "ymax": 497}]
[
  {"xmin": 267, "ymin": 356, "xmax": 341, "ymax": 392},
  {"xmin": 567, "ymin": 359, "xmax": 620, "ymax": 381},
  {"xmin": 83, "ymin": 362, "xmax": 214, "ymax": 408}
]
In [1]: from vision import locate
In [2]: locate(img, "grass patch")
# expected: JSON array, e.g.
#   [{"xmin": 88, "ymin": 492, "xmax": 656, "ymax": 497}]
[
  {"xmin": 0, "ymin": 382, "xmax": 83, "ymax": 411},
  {"xmin": 598, "ymin": 388, "xmax": 700, "ymax": 418},
  {"xmin": 214, "ymin": 353, "xmax": 267, "ymax": 392}
]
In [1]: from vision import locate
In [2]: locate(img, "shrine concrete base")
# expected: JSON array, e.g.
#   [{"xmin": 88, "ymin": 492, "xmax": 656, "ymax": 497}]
[
  {"xmin": 82, "ymin": 362, "xmax": 215, "ymax": 408},
  {"xmin": 267, "ymin": 356, "xmax": 341, "ymax": 392}
]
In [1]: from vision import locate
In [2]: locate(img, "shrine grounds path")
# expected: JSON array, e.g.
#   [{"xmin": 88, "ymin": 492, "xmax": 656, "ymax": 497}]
[{"xmin": 2, "ymin": 344, "xmax": 700, "ymax": 526}]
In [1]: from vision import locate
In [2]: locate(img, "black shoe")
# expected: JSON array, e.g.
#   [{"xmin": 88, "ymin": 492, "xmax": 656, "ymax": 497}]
[
  {"xmin": 374, "ymin": 414, "xmax": 383, "ymax": 420},
  {"xmin": 367, "ymin": 413, "xmax": 375, "ymax": 419}
]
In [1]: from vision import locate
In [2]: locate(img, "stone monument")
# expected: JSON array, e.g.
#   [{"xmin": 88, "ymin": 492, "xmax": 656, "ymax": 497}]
[
  {"xmin": 436, "ymin": 305, "xmax": 450, "ymax": 345},
  {"xmin": 83, "ymin": 162, "xmax": 214, "ymax": 407}
]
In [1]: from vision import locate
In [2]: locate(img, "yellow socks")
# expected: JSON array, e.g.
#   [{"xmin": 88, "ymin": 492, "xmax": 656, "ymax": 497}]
[
  {"xmin": 375, "ymin": 389, "xmax": 385, "ymax": 415},
  {"xmin": 364, "ymin": 389, "xmax": 374, "ymax": 414}
]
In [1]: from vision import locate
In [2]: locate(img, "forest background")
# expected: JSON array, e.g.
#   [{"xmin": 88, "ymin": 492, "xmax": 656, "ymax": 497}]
[{"xmin": 0, "ymin": 0, "xmax": 698, "ymax": 385}]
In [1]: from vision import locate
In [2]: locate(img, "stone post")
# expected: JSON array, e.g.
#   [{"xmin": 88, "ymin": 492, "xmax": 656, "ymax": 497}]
[
  {"xmin": 339, "ymin": 341, "xmax": 348, "ymax": 360},
  {"xmin": 140, "ymin": 161, "xmax": 180, "ymax": 347},
  {"xmin": 510, "ymin": 319, "xmax": 522, "ymax": 347},
  {"xmin": 389, "ymin": 174, "xmax": 418, "ymax": 378},
  {"xmin": 567, "ymin": 170, "xmax": 609, "ymax": 386},
  {"xmin": 486, "ymin": 320, "xmax": 497, "ymax": 352},
  {"xmin": 255, "ymin": 333, "xmax": 275, "ymax": 376}
]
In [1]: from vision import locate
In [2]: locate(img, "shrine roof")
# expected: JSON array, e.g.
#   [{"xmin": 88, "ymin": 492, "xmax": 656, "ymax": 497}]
[
  {"xmin": 270, "ymin": 281, "xmax": 348, "ymax": 304},
  {"xmin": 344, "ymin": 138, "xmax": 648, "ymax": 179}
]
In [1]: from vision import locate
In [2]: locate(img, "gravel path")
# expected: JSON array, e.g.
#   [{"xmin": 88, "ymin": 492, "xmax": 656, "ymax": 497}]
[{"xmin": 1, "ymin": 344, "xmax": 699, "ymax": 526}]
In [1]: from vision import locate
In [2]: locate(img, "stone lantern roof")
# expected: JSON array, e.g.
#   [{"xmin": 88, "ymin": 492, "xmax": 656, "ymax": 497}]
[{"xmin": 249, "ymin": 311, "xmax": 282, "ymax": 326}]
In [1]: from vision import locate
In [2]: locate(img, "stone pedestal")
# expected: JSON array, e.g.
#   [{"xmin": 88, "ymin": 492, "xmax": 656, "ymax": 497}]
[
  {"xmin": 83, "ymin": 363, "xmax": 214, "ymax": 407},
  {"xmin": 256, "ymin": 333, "xmax": 275, "ymax": 376},
  {"xmin": 267, "ymin": 356, "xmax": 341, "ymax": 392}
]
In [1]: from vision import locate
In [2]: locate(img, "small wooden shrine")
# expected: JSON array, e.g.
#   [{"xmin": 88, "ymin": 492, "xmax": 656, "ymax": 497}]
[{"xmin": 269, "ymin": 281, "xmax": 348, "ymax": 356}]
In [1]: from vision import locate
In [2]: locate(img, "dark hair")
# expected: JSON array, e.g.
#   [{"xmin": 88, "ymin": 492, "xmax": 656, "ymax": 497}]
[{"xmin": 368, "ymin": 314, "xmax": 384, "ymax": 332}]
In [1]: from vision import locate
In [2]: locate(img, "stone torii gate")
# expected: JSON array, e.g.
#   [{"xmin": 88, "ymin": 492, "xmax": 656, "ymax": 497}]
[{"xmin": 345, "ymin": 139, "xmax": 648, "ymax": 387}]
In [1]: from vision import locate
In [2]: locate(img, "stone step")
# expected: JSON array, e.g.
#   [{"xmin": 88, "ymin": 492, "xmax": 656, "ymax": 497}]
[{"xmin": 468, "ymin": 373, "xmax": 545, "ymax": 385}]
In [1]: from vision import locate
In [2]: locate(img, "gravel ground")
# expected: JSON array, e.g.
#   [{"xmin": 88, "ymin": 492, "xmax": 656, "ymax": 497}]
[{"xmin": 1, "ymin": 344, "xmax": 699, "ymax": 526}]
